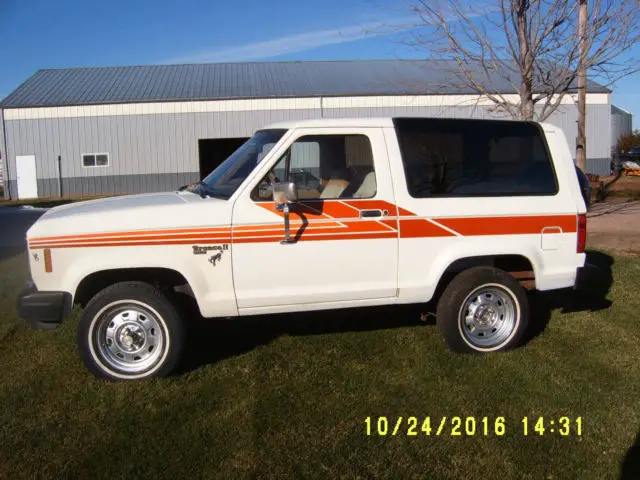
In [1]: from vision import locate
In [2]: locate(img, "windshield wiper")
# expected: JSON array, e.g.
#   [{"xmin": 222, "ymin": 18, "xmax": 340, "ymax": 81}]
[
  {"xmin": 178, "ymin": 181, "xmax": 206, "ymax": 192},
  {"xmin": 178, "ymin": 181, "xmax": 212, "ymax": 198},
  {"xmin": 177, "ymin": 181, "xmax": 206, "ymax": 199},
  {"xmin": 177, "ymin": 181, "xmax": 229, "ymax": 199},
  {"xmin": 195, "ymin": 182, "xmax": 230, "ymax": 200}
]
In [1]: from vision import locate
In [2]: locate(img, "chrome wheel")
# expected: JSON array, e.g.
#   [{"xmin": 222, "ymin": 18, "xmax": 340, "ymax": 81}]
[
  {"xmin": 90, "ymin": 300, "xmax": 169, "ymax": 376},
  {"xmin": 458, "ymin": 284, "xmax": 518, "ymax": 350}
]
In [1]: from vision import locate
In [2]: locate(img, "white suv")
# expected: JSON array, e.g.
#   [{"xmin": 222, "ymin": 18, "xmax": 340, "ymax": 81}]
[{"xmin": 19, "ymin": 117, "xmax": 589, "ymax": 381}]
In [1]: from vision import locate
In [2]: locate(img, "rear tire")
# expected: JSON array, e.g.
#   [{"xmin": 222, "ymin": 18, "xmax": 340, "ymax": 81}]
[
  {"xmin": 436, "ymin": 267, "xmax": 529, "ymax": 353},
  {"xmin": 77, "ymin": 281, "xmax": 185, "ymax": 381}
]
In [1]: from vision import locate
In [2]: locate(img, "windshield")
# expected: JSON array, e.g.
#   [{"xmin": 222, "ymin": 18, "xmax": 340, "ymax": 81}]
[{"xmin": 196, "ymin": 129, "xmax": 287, "ymax": 199}]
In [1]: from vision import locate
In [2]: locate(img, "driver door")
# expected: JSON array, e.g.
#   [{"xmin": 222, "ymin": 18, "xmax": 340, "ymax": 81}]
[{"xmin": 230, "ymin": 127, "xmax": 399, "ymax": 311}]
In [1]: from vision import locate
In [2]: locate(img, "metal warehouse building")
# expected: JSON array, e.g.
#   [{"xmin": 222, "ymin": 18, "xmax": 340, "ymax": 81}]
[{"xmin": 0, "ymin": 59, "xmax": 632, "ymax": 200}]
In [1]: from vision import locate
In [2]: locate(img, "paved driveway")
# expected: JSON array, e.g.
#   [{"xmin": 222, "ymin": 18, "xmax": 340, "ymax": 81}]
[
  {"xmin": 0, "ymin": 206, "xmax": 48, "ymax": 248},
  {"xmin": 587, "ymin": 200, "xmax": 640, "ymax": 254}
]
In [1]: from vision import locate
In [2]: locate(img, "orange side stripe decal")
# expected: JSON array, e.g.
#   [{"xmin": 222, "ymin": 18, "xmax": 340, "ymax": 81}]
[
  {"xmin": 28, "ymin": 221, "xmax": 396, "ymax": 247},
  {"xmin": 30, "ymin": 237, "xmax": 233, "ymax": 249},
  {"xmin": 31, "ymin": 227, "xmax": 230, "ymax": 243},
  {"xmin": 29, "ymin": 233, "xmax": 231, "ymax": 246},
  {"xmin": 399, "ymin": 219, "xmax": 457, "ymax": 238},
  {"xmin": 257, "ymin": 203, "xmax": 332, "ymax": 220},
  {"xmin": 436, "ymin": 215, "xmax": 577, "ymax": 236},
  {"xmin": 344, "ymin": 200, "xmax": 399, "ymax": 217},
  {"xmin": 233, "ymin": 220, "xmax": 394, "ymax": 238},
  {"xmin": 26, "ymin": 199, "xmax": 578, "ymax": 249},
  {"xmin": 233, "ymin": 221, "xmax": 344, "ymax": 231},
  {"xmin": 233, "ymin": 231, "xmax": 398, "ymax": 244},
  {"xmin": 43, "ymin": 248, "xmax": 52, "ymax": 273},
  {"xmin": 256, "ymin": 199, "xmax": 401, "ymax": 219}
]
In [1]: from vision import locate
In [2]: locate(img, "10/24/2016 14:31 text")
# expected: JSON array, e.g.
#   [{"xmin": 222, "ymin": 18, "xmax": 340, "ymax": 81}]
[{"xmin": 364, "ymin": 416, "xmax": 583, "ymax": 437}]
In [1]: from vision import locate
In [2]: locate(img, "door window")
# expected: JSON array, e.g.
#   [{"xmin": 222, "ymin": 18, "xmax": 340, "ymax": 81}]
[{"xmin": 252, "ymin": 134, "xmax": 377, "ymax": 201}]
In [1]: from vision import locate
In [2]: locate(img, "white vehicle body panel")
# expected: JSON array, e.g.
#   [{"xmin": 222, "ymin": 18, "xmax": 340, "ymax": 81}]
[
  {"xmin": 231, "ymin": 127, "xmax": 398, "ymax": 309},
  {"xmin": 27, "ymin": 192, "xmax": 238, "ymax": 318},
  {"xmin": 383, "ymin": 124, "xmax": 586, "ymax": 304}
]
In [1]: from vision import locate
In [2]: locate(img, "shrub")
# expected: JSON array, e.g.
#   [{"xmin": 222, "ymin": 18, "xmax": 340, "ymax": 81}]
[{"xmin": 615, "ymin": 130, "xmax": 640, "ymax": 154}]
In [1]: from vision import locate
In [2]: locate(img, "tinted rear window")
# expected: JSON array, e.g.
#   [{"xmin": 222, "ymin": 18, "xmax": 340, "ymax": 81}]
[{"xmin": 393, "ymin": 118, "xmax": 558, "ymax": 197}]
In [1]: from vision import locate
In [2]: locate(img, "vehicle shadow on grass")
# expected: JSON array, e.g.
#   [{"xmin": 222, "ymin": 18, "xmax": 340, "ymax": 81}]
[
  {"xmin": 178, "ymin": 250, "xmax": 614, "ymax": 374},
  {"xmin": 176, "ymin": 296, "xmax": 429, "ymax": 375},
  {"xmin": 522, "ymin": 250, "xmax": 614, "ymax": 345},
  {"xmin": 620, "ymin": 430, "xmax": 640, "ymax": 480},
  {"xmin": 0, "ymin": 246, "xmax": 27, "ymax": 262}
]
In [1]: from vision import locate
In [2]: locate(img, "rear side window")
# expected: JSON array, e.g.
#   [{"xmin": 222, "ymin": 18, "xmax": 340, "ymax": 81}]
[{"xmin": 393, "ymin": 118, "xmax": 558, "ymax": 197}]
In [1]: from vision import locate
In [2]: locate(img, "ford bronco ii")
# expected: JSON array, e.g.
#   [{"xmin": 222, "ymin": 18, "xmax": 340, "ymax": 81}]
[{"xmin": 18, "ymin": 117, "xmax": 589, "ymax": 381}]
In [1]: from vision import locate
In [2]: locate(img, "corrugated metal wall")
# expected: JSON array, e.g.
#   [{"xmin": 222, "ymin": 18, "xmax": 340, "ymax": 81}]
[
  {"xmin": 0, "ymin": 109, "xmax": 7, "ymax": 198},
  {"xmin": 3, "ymin": 108, "xmax": 319, "ymax": 198},
  {"xmin": 2, "ymin": 97, "xmax": 614, "ymax": 198},
  {"xmin": 611, "ymin": 106, "xmax": 633, "ymax": 149}
]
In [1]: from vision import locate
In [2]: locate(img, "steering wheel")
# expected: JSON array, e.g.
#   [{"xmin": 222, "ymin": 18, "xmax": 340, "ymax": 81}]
[
  {"xmin": 267, "ymin": 170, "xmax": 280, "ymax": 184},
  {"xmin": 256, "ymin": 170, "xmax": 281, "ymax": 201}
]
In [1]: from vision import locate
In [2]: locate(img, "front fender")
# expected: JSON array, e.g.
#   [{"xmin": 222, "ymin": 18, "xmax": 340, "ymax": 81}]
[{"xmin": 31, "ymin": 245, "xmax": 238, "ymax": 318}]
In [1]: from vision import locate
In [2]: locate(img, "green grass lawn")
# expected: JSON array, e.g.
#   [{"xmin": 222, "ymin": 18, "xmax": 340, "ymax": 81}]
[{"xmin": 1, "ymin": 248, "xmax": 639, "ymax": 479}]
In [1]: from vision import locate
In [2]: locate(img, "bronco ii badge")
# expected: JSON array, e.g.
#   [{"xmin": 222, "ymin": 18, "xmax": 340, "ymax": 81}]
[{"xmin": 192, "ymin": 244, "xmax": 229, "ymax": 267}]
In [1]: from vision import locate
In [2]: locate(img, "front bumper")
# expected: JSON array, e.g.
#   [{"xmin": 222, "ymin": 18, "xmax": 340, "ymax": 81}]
[{"xmin": 18, "ymin": 281, "xmax": 72, "ymax": 330}]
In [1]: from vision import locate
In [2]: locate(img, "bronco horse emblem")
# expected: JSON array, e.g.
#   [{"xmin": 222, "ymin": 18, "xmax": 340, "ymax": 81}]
[{"xmin": 208, "ymin": 252, "xmax": 223, "ymax": 266}]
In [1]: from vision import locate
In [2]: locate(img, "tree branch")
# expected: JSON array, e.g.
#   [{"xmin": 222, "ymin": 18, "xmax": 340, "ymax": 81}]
[{"xmin": 378, "ymin": 0, "xmax": 639, "ymax": 123}]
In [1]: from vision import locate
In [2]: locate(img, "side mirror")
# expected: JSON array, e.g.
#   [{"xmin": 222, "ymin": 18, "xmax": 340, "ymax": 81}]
[
  {"xmin": 272, "ymin": 181, "xmax": 297, "ymax": 205},
  {"xmin": 272, "ymin": 181, "xmax": 297, "ymax": 244}
]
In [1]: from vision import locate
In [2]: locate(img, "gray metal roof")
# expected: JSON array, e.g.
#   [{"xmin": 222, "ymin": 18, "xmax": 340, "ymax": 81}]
[
  {"xmin": 612, "ymin": 104, "xmax": 632, "ymax": 116},
  {"xmin": 0, "ymin": 59, "xmax": 611, "ymax": 108}
]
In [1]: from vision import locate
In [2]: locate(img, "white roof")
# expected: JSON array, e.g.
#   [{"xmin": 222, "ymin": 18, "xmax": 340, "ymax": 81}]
[
  {"xmin": 262, "ymin": 117, "xmax": 395, "ymax": 130},
  {"xmin": 262, "ymin": 116, "xmax": 546, "ymax": 131}
]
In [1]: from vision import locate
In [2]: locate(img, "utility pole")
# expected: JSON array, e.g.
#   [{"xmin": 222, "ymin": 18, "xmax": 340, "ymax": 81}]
[{"xmin": 576, "ymin": 0, "xmax": 588, "ymax": 171}]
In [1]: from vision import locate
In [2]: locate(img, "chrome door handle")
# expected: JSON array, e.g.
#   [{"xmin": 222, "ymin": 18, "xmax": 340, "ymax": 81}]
[{"xmin": 359, "ymin": 209, "xmax": 384, "ymax": 218}]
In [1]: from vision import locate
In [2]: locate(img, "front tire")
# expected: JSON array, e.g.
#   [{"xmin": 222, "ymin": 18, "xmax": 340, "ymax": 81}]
[
  {"xmin": 436, "ymin": 267, "xmax": 529, "ymax": 353},
  {"xmin": 77, "ymin": 281, "xmax": 185, "ymax": 381}
]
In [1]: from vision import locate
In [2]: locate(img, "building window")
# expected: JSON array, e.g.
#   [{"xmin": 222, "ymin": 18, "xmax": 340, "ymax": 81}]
[{"xmin": 82, "ymin": 153, "xmax": 109, "ymax": 167}]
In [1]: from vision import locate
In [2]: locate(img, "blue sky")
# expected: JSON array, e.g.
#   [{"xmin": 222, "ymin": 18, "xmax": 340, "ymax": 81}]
[{"xmin": 0, "ymin": 0, "xmax": 638, "ymax": 126}]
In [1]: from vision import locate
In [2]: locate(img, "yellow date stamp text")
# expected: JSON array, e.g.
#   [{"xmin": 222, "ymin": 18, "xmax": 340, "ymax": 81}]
[{"xmin": 363, "ymin": 416, "xmax": 583, "ymax": 436}]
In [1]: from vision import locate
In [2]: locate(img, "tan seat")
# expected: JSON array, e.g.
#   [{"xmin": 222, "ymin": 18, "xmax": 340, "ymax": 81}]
[
  {"xmin": 344, "ymin": 135, "xmax": 376, "ymax": 198},
  {"xmin": 320, "ymin": 178, "xmax": 350, "ymax": 199},
  {"xmin": 353, "ymin": 172, "xmax": 377, "ymax": 198}
]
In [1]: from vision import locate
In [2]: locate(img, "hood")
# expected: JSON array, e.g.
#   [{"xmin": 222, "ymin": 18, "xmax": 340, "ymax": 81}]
[
  {"xmin": 28, "ymin": 191, "xmax": 229, "ymax": 239},
  {"xmin": 43, "ymin": 192, "xmax": 188, "ymax": 219}
]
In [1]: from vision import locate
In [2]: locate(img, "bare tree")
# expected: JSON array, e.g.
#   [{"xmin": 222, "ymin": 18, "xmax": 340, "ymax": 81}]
[
  {"xmin": 386, "ymin": 0, "xmax": 639, "ymax": 130},
  {"xmin": 577, "ymin": 0, "xmax": 588, "ymax": 170}
]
